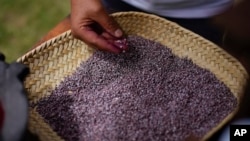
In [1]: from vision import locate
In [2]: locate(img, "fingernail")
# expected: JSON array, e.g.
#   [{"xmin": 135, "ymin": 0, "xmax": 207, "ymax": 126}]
[{"xmin": 114, "ymin": 29, "xmax": 123, "ymax": 37}]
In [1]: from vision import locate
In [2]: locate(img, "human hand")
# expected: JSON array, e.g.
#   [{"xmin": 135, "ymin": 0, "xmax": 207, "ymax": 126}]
[{"xmin": 70, "ymin": 0, "xmax": 128, "ymax": 54}]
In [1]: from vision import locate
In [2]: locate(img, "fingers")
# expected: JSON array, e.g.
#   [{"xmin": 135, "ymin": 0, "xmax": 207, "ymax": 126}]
[
  {"xmin": 74, "ymin": 26, "xmax": 123, "ymax": 54},
  {"xmin": 95, "ymin": 13, "xmax": 129, "ymax": 51},
  {"xmin": 71, "ymin": 17, "xmax": 127, "ymax": 53},
  {"xmin": 71, "ymin": 19, "xmax": 124, "ymax": 53},
  {"xmin": 95, "ymin": 13, "xmax": 124, "ymax": 38},
  {"xmin": 70, "ymin": 0, "xmax": 127, "ymax": 53}
]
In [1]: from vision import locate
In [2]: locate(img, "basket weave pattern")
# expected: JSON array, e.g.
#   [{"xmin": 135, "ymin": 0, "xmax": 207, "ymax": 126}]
[{"xmin": 17, "ymin": 12, "xmax": 248, "ymax": 141}]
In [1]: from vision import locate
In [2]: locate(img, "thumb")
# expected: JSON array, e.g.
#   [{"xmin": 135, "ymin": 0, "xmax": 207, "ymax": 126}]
[{"xmin": 96, "ymin": 12, "xmax": 123, "ymax": 38}]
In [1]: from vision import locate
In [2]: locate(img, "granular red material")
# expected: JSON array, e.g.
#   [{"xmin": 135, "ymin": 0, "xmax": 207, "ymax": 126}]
[{"xmin": 36, "ymin": 35, "xmax": 237, "ymax": 141}]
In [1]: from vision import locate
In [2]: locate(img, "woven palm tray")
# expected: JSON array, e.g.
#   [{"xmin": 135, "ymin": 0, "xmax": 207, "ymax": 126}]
[{"xmin": 17, "ymin": 12, "xmax": 248, "ymax": 141}]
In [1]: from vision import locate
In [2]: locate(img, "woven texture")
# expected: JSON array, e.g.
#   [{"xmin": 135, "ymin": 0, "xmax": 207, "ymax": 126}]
[{"xmin": 17, "ymin": 12, "xmax": 248, "ymax": 141}]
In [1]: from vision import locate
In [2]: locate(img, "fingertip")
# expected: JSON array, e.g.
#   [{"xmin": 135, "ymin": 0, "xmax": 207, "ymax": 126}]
[
  {"xmin": 96, "ymin": 13, "xmax": 124, "ymax": 38},
  {"xmin": 113, "ymin": 38, "xmax": 128, "ymax": 51},
  {"xmin": 74, "ymin": 26, "xmax": 123, "ymax": 54},
  {"xmin": 114, "ymin": 29, "xmax": 123, "ymax": 38},
  {"xmin": 105, "ymin": 43, "xmax": 123, "ymax": 54},
  {"xmin": 93, "ymin": 38, "xmax": 123, "ymax": 54}
]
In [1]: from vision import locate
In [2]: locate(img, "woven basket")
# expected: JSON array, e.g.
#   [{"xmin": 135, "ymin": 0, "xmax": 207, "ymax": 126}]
[{"xmin": 17, "ymin": 12, "xmax": 248, "ymax": 141}]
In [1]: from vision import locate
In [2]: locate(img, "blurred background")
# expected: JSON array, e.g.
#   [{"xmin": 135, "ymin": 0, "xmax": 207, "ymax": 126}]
[{"xmin": 0, "ymin": 0, "xmax": 70, "ymax": 62}]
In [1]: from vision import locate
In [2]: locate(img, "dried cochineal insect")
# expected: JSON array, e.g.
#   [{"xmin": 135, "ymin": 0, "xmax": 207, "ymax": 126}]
[
  {"xmin": 113, "ymin": 38, "xmax": 128, "ymax": 50},
  {"xmin": 36, "ymin": 35, "xmax": 237, "ymax": 141}
]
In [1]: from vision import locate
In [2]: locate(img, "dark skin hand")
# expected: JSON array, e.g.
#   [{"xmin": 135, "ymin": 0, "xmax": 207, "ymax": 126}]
[{"xmin": 70, "ymin": 0, "xmax": 128, "ymax": 54}]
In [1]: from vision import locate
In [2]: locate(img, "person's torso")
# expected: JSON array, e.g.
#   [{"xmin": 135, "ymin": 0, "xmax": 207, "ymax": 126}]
[{"xmin": 122, "ymin": 0, "xmax": 233, "ymax": 18}]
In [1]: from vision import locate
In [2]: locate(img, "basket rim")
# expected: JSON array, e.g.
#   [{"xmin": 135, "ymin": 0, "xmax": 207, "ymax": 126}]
[
  {"xmin": 17, "ymin": 12, "xmax": 249, "ymax": 78},
  {"xmin": 17, "ymin": 11, "xmax": 249, "ymax": 141}
]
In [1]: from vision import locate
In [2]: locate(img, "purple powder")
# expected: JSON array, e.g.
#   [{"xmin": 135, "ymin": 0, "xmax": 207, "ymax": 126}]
[{"xmin": 36, "ymin": 35, "xmax": 237, "ymax": 141}]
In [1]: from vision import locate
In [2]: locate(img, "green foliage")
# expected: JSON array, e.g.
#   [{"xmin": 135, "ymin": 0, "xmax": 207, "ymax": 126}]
[{"xmin": 0, "ymin": 0, "xmax": 70, "ymax": 62}]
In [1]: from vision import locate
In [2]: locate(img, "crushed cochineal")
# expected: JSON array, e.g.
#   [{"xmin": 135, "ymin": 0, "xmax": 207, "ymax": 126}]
[{"xmin": 35, "ymin": 35, "xmax": 237, "ymax": 141}]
